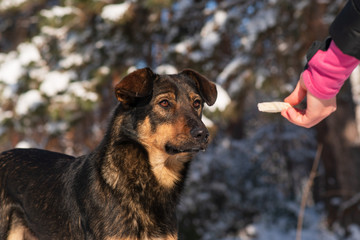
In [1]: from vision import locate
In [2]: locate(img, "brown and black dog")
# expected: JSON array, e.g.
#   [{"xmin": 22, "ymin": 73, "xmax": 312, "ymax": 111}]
[{"xmin": 0, "ymin": 68, "xmax": 217, "ymax": 240}]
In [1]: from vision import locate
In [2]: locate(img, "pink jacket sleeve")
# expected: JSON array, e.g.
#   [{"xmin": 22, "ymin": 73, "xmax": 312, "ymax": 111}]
[{"xmin": 303, "ymin": 41, "xmax": 360, "ymax": 99}]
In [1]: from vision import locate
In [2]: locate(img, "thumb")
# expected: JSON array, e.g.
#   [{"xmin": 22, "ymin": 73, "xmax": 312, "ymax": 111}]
[{"xmin": 284, "ymin": 76, "xmax": 307, "ymax": 106}]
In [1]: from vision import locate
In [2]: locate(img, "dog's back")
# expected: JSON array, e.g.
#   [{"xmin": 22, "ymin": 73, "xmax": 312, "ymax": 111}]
[{"xmin": 0, "ymin": 149, "xmax": 84, "ymax": 239}]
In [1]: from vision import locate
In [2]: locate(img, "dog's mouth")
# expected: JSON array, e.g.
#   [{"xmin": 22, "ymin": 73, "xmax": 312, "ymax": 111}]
[{"xmin": 165, "ymin": 143, "xmax": 206, "ymax": 155}]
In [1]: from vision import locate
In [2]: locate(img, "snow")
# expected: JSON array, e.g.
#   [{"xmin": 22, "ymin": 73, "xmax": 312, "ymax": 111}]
[
  {"xmin": 68, "ymin": 82, "xmax": 98, "ymax": 102},
  {"xmin": 200, "ymin": 32, "xmax": 220, "ymax": 51},
  {"xmin": 29, "ymin": 67, "xmax": 49, "ymax": 82},
  {"xmin": 202, "ymin": 115, "xmax": 214, "ymax": 128},
  {"xmin": 40, "ymin": 71, "xmax": 76, "ymax": 97},
  {"xmin": 40, "ymin": 6, "xmax": 75, "ymax": 19},
  {"xmin": 59, "ymin": 53, "xmax": 84, "ymax": 68},
  {"xmin": 189, "ymin": 50, "xmax": 205, "ymax": 62},
  {"xmin": 18, "ymin": 42, "xmax": 42, "ymax": 66},
  {"xmin": 0, "ymin": 110, "xmax": 13, "ymax": 122},
  {"xmin": 15, "ymin": 90, "xmax": 44, "ymax": 115},
  {"xmin": 0, "ymin": 43, "xmax": 41, "ymax": 98},
  {"xmin": 32, "ymin": 35, "xmax": 47, "ymax": 47},
  {"xmin": 101, "ymin": 2, "xmax": 131, "ymax": 22},
  {"xmin": 173, "ymin": 0, "xmax": 193, "ymax": 20},
  {"xmin": 45, "ymin": 121, "xmax": 68, "ymax": 134},
  {"xmin": 0, "ymin": 1, "xmax": 359, "ymax": 239},
  {"xmin": 214, "ymin": 10, "xmax": 228, "ymax": 27},
  {"xmin": 98, "ymin": 66, "xmax": 110, "ymax": 76},
  {"xmin": 155, "ymin": 65, "xmax": 178, "ymax": 75},
  {"xmin": 174, "ymin": 41, "xmax": 188, "ymax": 54},
  {"xmin": 347, "ymin": 225, "xmax": 360, "ymax": 240},
  {"xmin": 40, "ymin": 26, "xmax": 69, "ymax": 38},
  {"xmin": 15, "ymin": 140, "xmax": 33, "ymax": 148},
  {"xmin": 200, "ymin": 11, "xmax": 228, "ymax": 50},
  {"xmin": 227, "ymin": 70, "xmax": 250, "ymax": 96},
  {"xmin": 127, "ymin": 66, "xmax": 138, "ymax": 74},
  {"xmin": 201, "ymin": 11, "xmax": 227, "ymax": 37},
  {"xmin": 242, "ymin": 8, "xmax": 277, "ymax": 50},
  {"xmin": 240, "ymin": 212, "xmax": 335, "ymax": 240},
  {"xmin": 0, "ymin": 53, "xmax": 24, "ymax": 85},
  {"xmin": 245, "ymin": 8, "xmax": 277, "ymax": 35},
  {"xmin": 0, "ymin": 0, "xmax": 28, "ymax": 11},
  {"xmin": 173, "ymin": 38, "xmax": 196, "ymax": 54},
  {"xmin": 206, "ymin": 84, "xmax": 231, "ymax": 112},
  {"xmin": 217, "ymin": 56, "xmax": 249, "ymax": 85}
]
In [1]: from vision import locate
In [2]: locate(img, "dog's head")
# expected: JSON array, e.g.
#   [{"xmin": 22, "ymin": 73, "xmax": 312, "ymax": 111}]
[{"xmin": 114, "ymin": 68, "xmax": 217, "ymax": 187}]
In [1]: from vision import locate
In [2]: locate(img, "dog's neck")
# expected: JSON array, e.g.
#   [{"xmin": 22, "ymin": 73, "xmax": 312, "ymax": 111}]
[
  {"xmin": 87, "ymin": 105, "xmax": 194, "ymax": 238},
  {"xmin": 100, "ymin": 138, "xmax": 190, "ymax": 195},
  {"xmin": 98, "ymin": 106, "xmax": 192, "ymax": 193},
  {"xmin": 76, "ymin": 139, "xmax": 184, "ymax": 239},
  {"xmin": 95, "ymin": 138, "xmax": 189, "ymax": 237},
  {"xmin": 141, "ymin": 144, "xmax": 194, "ymax": 189}
]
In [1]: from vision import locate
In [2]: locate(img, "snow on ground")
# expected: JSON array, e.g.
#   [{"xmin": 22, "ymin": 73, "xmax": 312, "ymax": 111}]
[{"xmin": 245, "ymin": 214, "xmax": 360, "ymax": 240}]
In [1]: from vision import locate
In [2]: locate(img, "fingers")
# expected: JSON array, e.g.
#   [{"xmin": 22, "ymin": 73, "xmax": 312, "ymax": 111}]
[
  {"xmin": 281, "ymin": 74, "xmax": 337, "ymax": 128},
  {"xmin": 281, "ymin": 93, "xmax": 337, "ymax": 128},
  {"xmin": 281, "ymin": 108, "xmax": 317, "ymax": 128}
]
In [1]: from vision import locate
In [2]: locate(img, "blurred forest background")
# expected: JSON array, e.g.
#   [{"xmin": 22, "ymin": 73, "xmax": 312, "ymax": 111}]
[{"xmin": 1, "ymin": 0, "xmax": 360, "ymax": 239}]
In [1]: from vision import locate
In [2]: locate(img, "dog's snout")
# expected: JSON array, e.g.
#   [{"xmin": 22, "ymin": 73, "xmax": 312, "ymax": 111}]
[{"xmin": 191, "ymin": 127, "xmax": 209, "ymax": 142}]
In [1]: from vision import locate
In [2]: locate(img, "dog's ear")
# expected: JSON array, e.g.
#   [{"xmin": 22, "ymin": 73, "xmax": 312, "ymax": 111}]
[
  {"xmin": 115, "ymin": 68, "xmax": 156, "ymax": 107},
  {"xmin": 180, "ymin": 69, "xmax": 217, "ymax": 106}
]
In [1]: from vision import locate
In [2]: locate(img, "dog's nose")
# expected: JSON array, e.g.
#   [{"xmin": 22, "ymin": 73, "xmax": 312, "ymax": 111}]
[{"xmin": 191, "ymin": 127, "xmax": 209, "ymax": 143}]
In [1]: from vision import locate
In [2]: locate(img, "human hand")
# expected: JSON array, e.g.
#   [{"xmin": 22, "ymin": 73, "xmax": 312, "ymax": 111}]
[{"xmin": 281, "ymin": 74, "xmax": 337, "ymax": 128}]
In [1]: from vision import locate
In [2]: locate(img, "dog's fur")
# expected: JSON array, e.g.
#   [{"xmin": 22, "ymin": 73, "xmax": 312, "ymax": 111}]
[{"xmin": 0, "ymin": 68, "xmax": 217, "ymax": 240}]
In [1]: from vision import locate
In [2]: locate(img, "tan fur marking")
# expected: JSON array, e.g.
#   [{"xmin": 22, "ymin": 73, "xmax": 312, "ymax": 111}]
[
  {"xmin": 188, "ymin": 92, "xmax": 203, "ymax": 113},
  {"xmin": 102, "ymin": 115, "xmax": 124, "ymax": 189},
  {"xmin": 7, "ymin": 225, "xmax": 38, "ymax": 240},
  {"xmin": 101, "ymin": 157, "xmax": 121, "ymax": 189},
  {"xmin": 149, "ymin": 148, "xmax": 184, "ymax": 188},
  {"xmin": 137, "ymin": 117, "xmax": 192, "ymax": 188},
  {"xmin": 7, "ymin": 226, "xmax": 25, "ymax": 240}
]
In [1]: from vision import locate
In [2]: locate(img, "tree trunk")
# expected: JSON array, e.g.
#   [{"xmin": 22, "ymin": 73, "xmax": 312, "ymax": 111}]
[{"xmin": 316, "ymin": 80, "xmax": 360, "ymax": 227}]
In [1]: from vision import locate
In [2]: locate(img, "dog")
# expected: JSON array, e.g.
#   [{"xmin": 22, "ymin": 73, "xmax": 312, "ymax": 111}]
[{"xmin": 0, "ymin": 68, "xmax": 217, "ymax": 240}]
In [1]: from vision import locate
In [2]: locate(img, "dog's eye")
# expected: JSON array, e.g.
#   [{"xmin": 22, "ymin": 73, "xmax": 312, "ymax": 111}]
[
  {"xmin": 159, "ymin": 100, "xmax": 170, "ymax": 108},
  {"xmin": 193, "ymin": 99, "xmax": 201, "ymax": 109}
]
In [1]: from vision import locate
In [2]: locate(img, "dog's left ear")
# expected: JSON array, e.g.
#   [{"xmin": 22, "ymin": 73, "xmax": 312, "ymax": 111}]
[
  {"xmin": 115, "ymin": 68, "xmax": 156, "ymax": 108},
  {"xmin": 180, "ymin": 69, "xmax": 217, "ymax": 106}
]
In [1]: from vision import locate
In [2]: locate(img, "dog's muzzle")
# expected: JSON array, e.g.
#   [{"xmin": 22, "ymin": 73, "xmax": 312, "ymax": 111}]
[
  {"xmin": 190, "ymin": 126, "xmax": 209, "ymax": 145},
  {"xmin": 165, "ymin": 125, "xmax": 209, "ymax": 155}
]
